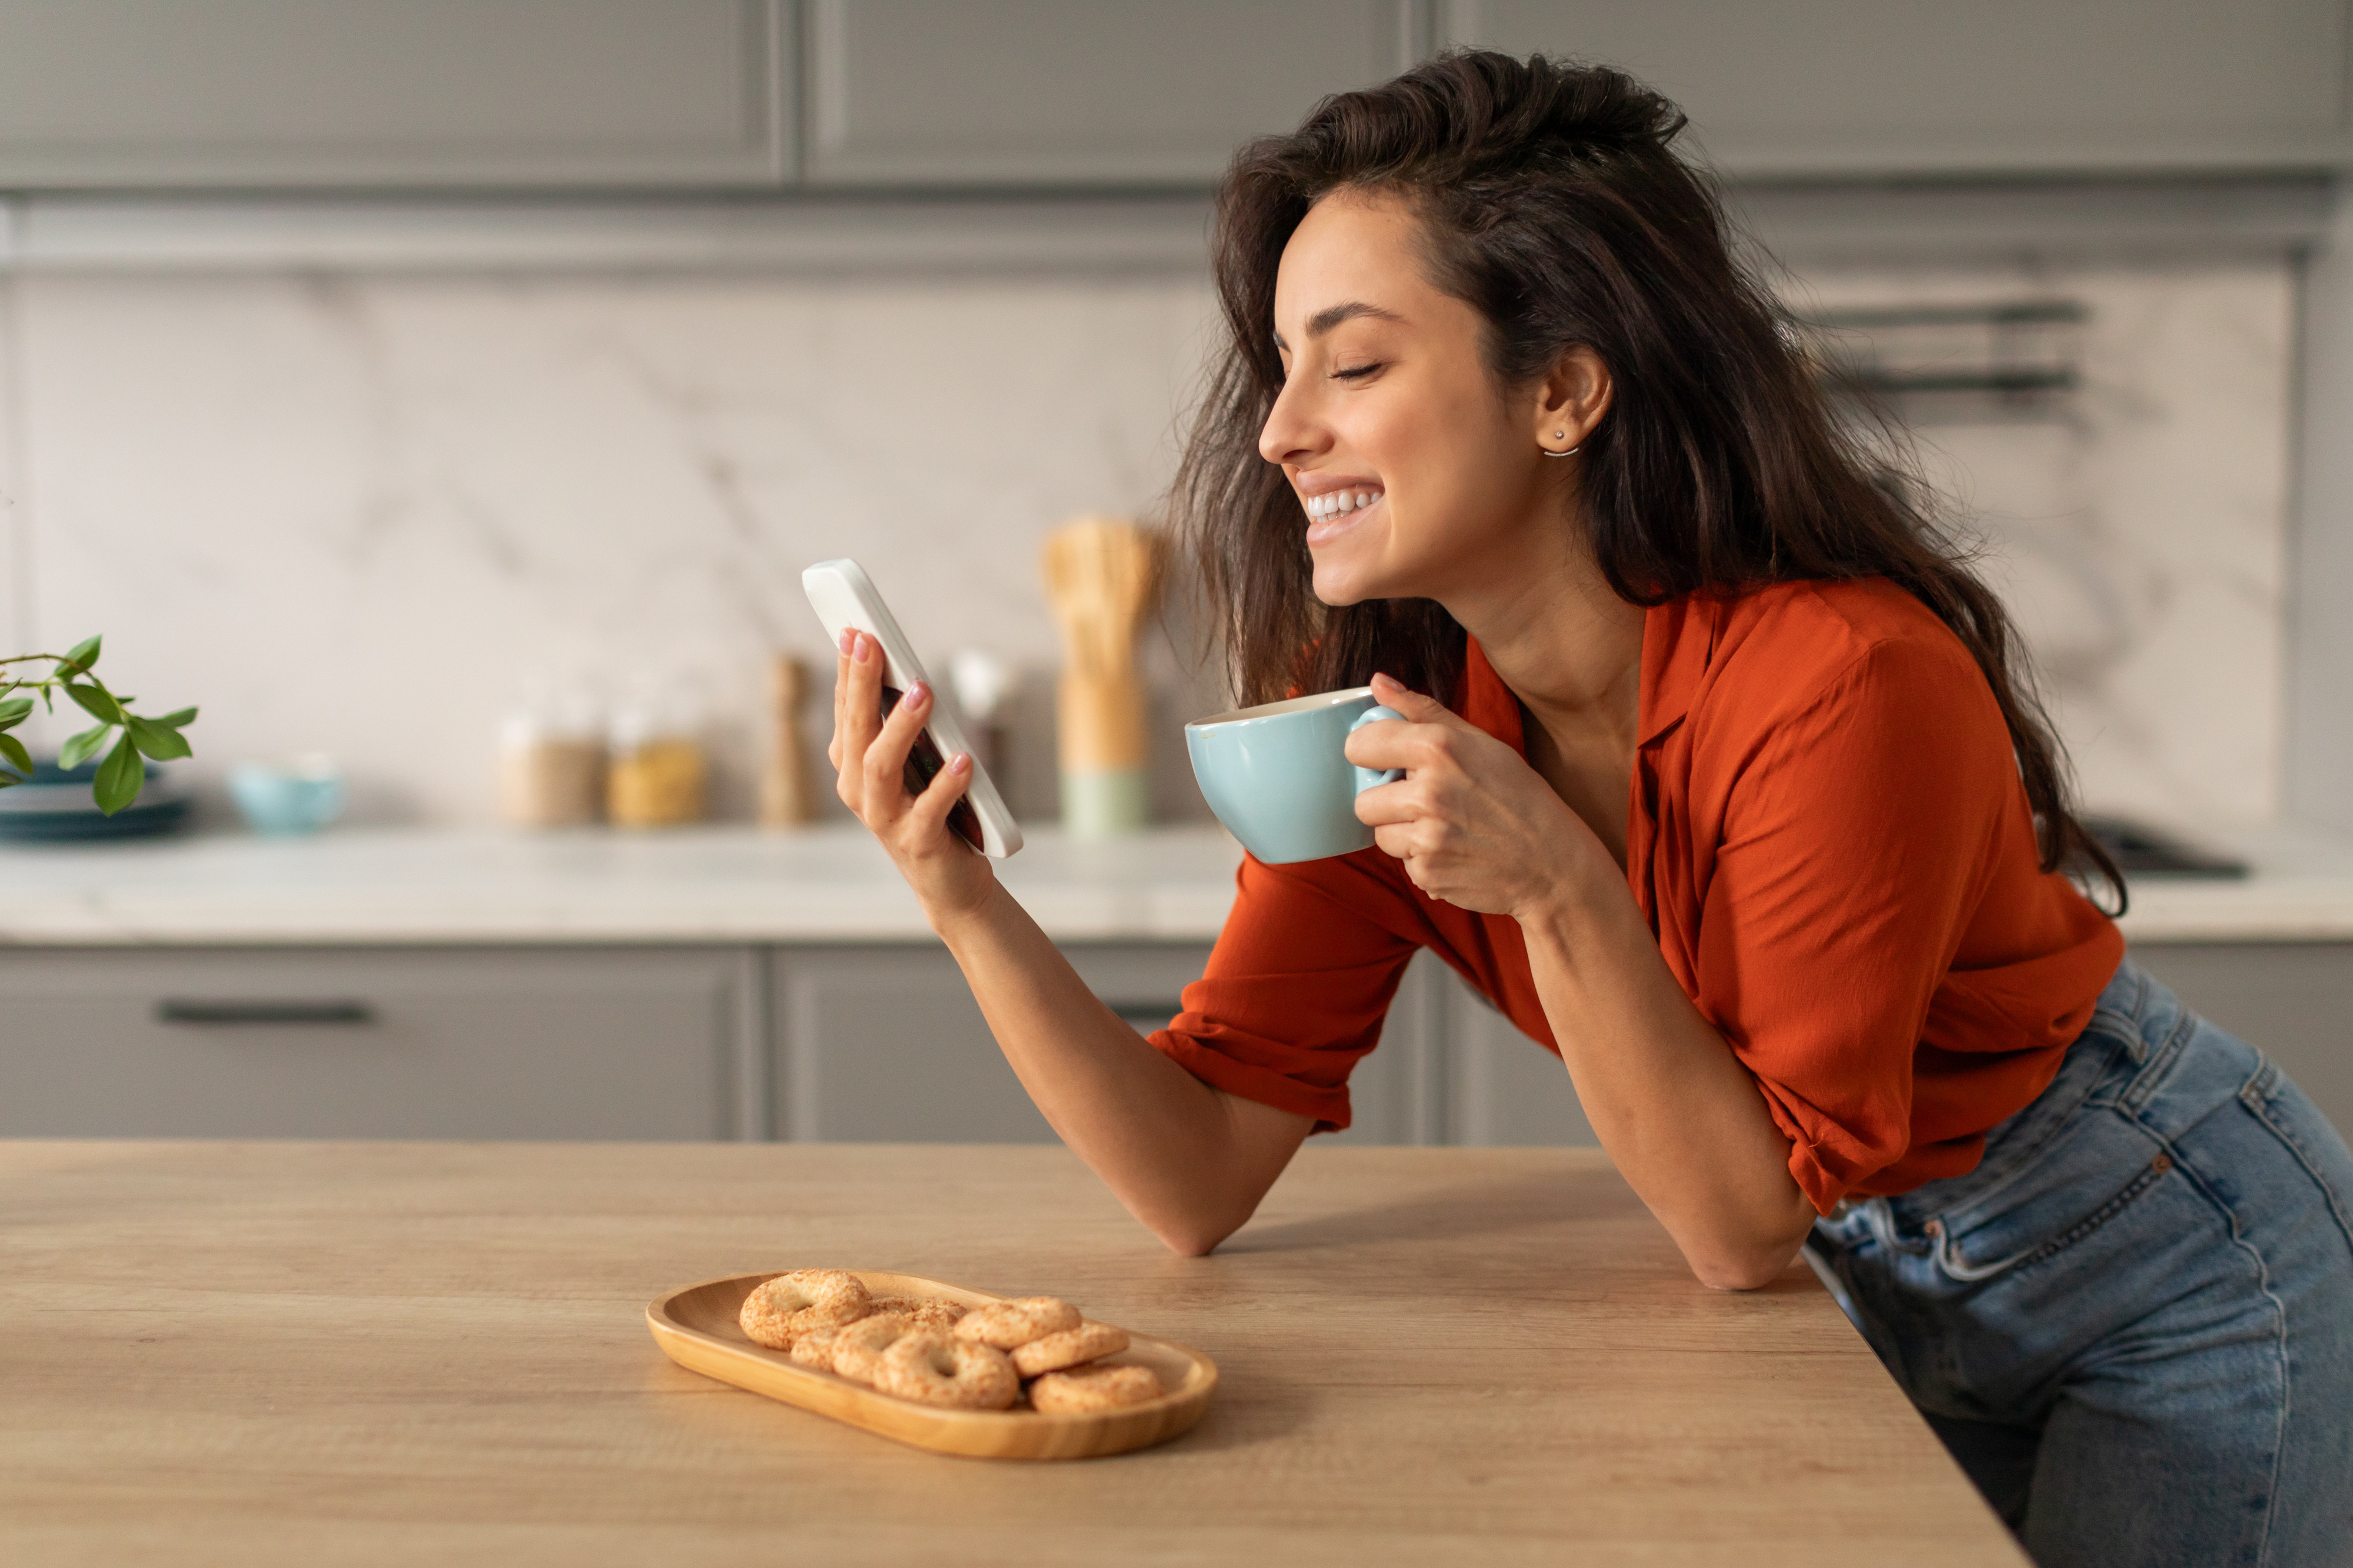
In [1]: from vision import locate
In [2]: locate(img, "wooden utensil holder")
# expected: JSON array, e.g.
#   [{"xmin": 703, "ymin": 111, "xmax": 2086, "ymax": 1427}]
[
  {"xmin": 1042, "ymin": 516, "xmax": 1159, "ymax": 838},
  {"xmin": 1059, "ymin": 666, "xmax": 1149, "ymax": 837}
]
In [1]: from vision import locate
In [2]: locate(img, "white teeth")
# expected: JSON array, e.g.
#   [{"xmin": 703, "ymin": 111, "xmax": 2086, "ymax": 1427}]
[{"xmin": 1304, "ymin": 488, "xmax": 1382, "ymax": 521}]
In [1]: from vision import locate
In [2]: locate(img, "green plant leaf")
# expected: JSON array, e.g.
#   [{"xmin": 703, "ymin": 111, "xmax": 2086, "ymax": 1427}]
[
  {"xmin": 0, "ymin": 732, "xmax": 29, "ymax": 775},
  {"xmin": 58, "ymin": 723, "xmax": 113, "ymax": 770},
  {"xmin": 61, "ymin": 635, "xmax": 101, "ymax": 673},
  {"xmin": 94, "ymin": 733, "xmax": 142, "ymax": 815},
  {"xmin": 125, "ymin": 714, "xmax": 192, "ymax": 760},
  {"xmin": 67, "ymin": 682, "xmax": 124, "ymax": 724},
  {"xmin": 150, "ymin": 706, "xmax": 198, "ymax": 730},
  {"xmin": 0, "ymin": 696, "xmax": 32, "ymax": 727}
]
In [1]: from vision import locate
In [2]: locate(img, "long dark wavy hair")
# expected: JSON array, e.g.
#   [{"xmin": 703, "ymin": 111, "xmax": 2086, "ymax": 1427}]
[{"xmin": 1169, "ymin": 49, "xmax": 2122, "ymax": 905}]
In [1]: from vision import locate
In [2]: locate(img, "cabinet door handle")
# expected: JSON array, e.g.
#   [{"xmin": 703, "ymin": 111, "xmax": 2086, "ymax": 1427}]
[{"xmin": 155, "ymin": 1000, "xmax": 377, "ymax": 1027}]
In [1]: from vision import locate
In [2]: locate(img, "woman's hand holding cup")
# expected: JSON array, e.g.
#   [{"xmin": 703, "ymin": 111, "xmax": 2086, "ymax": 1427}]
[{"xmin": 1346, "ymin": 672, "xmax": 1609, "ymax": 921}]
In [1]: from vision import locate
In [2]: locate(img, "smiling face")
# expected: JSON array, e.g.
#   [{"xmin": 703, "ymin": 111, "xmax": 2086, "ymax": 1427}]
[{"xmin": 1259, "ymin": 188, "xmax": 1601, "ymax": 611}]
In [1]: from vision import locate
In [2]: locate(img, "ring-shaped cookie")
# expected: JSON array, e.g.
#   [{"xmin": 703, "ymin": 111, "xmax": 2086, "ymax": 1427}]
[
  {"xmin": 739, "ymin": 1268, "xmax": 871, "ymax": 1350},
  {"xmin": 1028, "ymin": 1364, "xmax": 1163, "ymax": 1414},
  {"xmin": 952, "ymin": 1295, "xmax": 1080, "ymax": 1350},
  {"xmin": 828, "ymin": 1312, "xmax": 917, "ymax": 1385},
  {"xmin": 874, "ymin": 1329, "xmax": 1019, "ymax": 1410},
  {"xmin": 1009, "ymin": 1320, "xmax": 1131, "ymax": 1377},
  {"xmin": 788, "ymin": 1322, "xmax": 849, "ymax": 1370},
  {"xmin": 866, "ymin": 1295, "xmax": 967, "ymax": 1333}
]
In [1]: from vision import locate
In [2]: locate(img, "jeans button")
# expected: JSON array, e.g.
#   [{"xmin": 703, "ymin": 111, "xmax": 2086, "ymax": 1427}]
[
  {"xmin": 2152, "ymin": 1152, "xmax": 2173, "ymax": 1174},
  {"xmin": 1924, "ymin": 1218, "xmax": 1943, "ymax": 1237}
]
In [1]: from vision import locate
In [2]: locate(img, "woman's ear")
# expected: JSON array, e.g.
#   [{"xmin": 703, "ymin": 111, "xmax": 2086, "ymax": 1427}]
[{"xmin": 1532, "ymin": 345, "xmax": 1613, "ymax": 455}]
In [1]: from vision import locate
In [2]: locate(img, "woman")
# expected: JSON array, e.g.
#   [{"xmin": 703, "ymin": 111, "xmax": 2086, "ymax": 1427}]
[{"xmin": 829, "ymin": 51, "xmax": 2353, "ymax": 1567}]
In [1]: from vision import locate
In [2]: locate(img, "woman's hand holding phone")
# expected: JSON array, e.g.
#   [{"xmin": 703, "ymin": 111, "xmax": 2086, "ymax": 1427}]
[{"xmin": 831, "ymin": 628, "xmax": 998, "ymax": 923}]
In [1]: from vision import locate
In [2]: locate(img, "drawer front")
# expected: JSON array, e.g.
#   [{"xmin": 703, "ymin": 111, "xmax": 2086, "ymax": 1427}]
[
  {"xmin": 1442, "ymin": 966, "xmax": 1598, "ymax": 1149},
  {"xmin": 1443, "ymin": 0, "xmax": 2349, "ymax": 175},
  {"xmin": 771, "ymin": 945, "xmax": 1218, "ymax": 1143},
  {"xmin": 804, "ymin": 0, "xmax": 1411, "ymax": 186},
  {"xmin": 0, "ymin": 1, "xmax": 792, "ymax": 189},
  {"xmin": 768, "ymin": 942, "xmax": 1429, "ymax": 1145},
  {"xmin": 0, "ymin": 948, "xmax": 744, "ymax": 1139}
]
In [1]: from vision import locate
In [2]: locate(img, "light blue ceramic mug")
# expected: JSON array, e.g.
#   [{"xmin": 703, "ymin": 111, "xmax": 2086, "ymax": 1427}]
[{"xmin": 1184, "ymin": 686, "xmax": 1405, "ymax": 865}]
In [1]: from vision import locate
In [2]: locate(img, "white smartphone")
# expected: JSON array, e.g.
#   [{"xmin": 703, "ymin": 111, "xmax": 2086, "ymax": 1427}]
[{"xmin": 802, "ymin": 558, "xmax": 1024, "ymax": 859}]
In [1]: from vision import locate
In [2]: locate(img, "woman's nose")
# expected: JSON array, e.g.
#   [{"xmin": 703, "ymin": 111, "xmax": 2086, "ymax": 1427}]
[{"xmin": 1257, "ymin": 374, "xmax": 1328, "ymax": 468}]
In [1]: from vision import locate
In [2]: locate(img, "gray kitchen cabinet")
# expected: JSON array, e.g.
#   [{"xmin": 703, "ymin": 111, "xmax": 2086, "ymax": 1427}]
[
  {"xmin": 0, "ymin": 0, "xmax": 792, "ymax": 189},
  {"xmin": 1432, "ymin": 940, "xmax": 2353, "ymax": 1150},
  {"xmin": 5, "ymin": 935, "xmax": 2331, "ymax": 1153},
  {"xmin": 767, "ymin": 940, "xmax": 1432, "ymax": 1145},
  {"xmin": 0, "ymin": 1, "xmax": 2340, "ymax": 198},
  {"xmin": 803, "ymin": 0, "xmax": 1419, "ymax": 186},
  {"xmin": 1438, "ymin": 962, "xmax": 1598, "ymax": 1147},
  {"xmin": 1441, "ymin": 0, "xmax": 2352, "ymax": 175},
  {"xmin": 768, "ymin": 943, "xmax": 1048, "ymax": 1143},
  {"xmin": 0, "ymin": 946, "xmax": 749, "ymax": 1139},
  {"xmin": 2129, "ymin": 942, "xmax": 2353, "ymax": 1141}
]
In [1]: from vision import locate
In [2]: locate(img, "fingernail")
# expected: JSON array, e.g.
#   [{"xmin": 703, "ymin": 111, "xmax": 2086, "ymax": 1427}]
[
  {"xmin": 949, "ymin": 752, "xmax": 971, "ymax": 774},
  {"xmin": 853, "ymin": 633, "xmax": 872, "ymax": 662},
  {"xmin": 839, "ymin": 628, "xmax": 855, "ymax": 656},
  {"xmin": 908, "ymin": 680, "xmax": 929, "ymax": 707}
]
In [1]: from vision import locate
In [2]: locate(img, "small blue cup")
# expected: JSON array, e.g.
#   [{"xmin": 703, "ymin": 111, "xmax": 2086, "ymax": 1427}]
[
  {"xmin": 229, "ymin": 758, "xmax": 348, "ymax": 836},
  {"xmin": 1184, "ymin": 686, "xmax": 1404, "ymax": 865}
]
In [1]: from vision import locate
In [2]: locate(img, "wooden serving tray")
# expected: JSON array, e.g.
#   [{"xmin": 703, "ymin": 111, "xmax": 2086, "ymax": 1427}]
[{"xmin": 646, "ymin": 1270, "xmax": 1218, "ymax": 1461}]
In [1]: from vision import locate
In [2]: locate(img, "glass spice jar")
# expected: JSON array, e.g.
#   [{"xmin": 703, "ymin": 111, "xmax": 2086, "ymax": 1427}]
[
  {"xmin": 497, "ymin": 678, "xmax": 606, "ymax": 828},
  {"xmin": 606, "ymin": 682, "xmax": 708, "ymax": 828}
]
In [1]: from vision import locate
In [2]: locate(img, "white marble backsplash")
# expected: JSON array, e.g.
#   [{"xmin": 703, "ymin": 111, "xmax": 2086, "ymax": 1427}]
[
  {"xmin": 1787, "ymin": 261, "xmax": 2292, "ymax": 826},
  {"xmin": 0, "ymin": 251, "xmax": 2294, "ymax": 829},
  {"xmin": 0, "ymin": 271, "xmax": 1222, "ymax": 824}
]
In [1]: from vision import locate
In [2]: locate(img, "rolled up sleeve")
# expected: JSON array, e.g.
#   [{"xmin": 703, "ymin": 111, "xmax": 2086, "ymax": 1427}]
[{"xmin": 1148, "ymin": 849, "xmax": 1421, "ymax": 1133}]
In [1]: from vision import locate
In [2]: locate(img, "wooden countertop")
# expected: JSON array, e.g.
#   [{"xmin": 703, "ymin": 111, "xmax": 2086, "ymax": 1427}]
[{"xmin": 0, "ymin": 1142, "xmax": 2024, "ymax": 1565}]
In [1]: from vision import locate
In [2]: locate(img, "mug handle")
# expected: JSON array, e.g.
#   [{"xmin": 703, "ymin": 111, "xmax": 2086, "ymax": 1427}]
[{"xmin": 1348, "ymin": 705, "xmax": 1406, "ymax": 793}]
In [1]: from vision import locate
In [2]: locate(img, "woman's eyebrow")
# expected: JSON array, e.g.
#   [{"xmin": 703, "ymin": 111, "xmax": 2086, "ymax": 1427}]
[
  {"xmin": 1274, "ymin": 301, "xmax": 1406, "ymax": 351},
  {"xmin": 1307, "ymin": 301, "xmax": 1404, "ymax": 338}
]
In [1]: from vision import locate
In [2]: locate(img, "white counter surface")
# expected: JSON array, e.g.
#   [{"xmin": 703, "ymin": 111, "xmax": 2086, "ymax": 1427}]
[
  {"xmin": 0, "ymin": 825, "xmax": 1245, "ymax": 946},
  {"xmin": 0, "ymin": 819, "xmax": 2348, "ymax": 947},
  {"xmin": 2094, "ymin": 819, "xmax": 2353, "ymax": 941}
]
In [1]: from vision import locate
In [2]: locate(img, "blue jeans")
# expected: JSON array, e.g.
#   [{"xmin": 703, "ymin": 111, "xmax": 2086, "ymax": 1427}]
[{"xmin": 1808, "ymin": 960, "xmax": 2353, "ymax": 1567}]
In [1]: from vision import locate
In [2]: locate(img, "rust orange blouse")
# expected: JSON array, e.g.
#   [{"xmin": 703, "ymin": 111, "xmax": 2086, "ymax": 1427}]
[{"xmin": 1148, "ymin": 578, "xmax": 2124, "ymax": 1214}]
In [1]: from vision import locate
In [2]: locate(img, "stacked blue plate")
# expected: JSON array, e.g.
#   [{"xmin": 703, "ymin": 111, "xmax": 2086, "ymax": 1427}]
[{"xmin": 0, "ymin": 757, "xmax": 192, "ymax": 842}]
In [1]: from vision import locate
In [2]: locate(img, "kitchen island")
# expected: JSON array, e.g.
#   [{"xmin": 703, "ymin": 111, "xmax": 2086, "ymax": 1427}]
[{"xmin": 0, "ymin": 1140, "xmax": 2024, "ymax": 1565}]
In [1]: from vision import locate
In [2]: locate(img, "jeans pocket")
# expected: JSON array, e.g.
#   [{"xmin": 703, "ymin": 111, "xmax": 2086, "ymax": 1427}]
[
  {"xmin": 1926, "ymin": 1114, "xmax": 2175, "ymax": 1285},
  {"xmin": 2237, "ymin": 1053, "xmax": 2353, "ymax": 1255}
]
